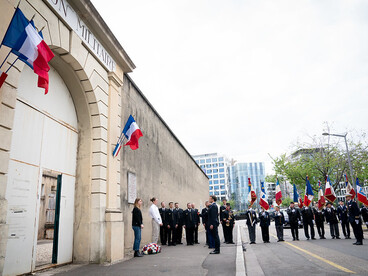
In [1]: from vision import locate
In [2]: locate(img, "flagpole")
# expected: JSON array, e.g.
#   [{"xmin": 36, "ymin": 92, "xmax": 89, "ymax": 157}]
[
  {"xmin": 0, "ymin": 52, "xmax": 11, "ymax": 69},
  {"xmin": 5, "ymin": 57, "xmax": 19, "ymax": 74}
]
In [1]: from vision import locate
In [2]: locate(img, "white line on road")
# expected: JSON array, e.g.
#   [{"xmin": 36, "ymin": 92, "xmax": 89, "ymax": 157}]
[{"xmin": 236, "ymin": 225, "xmax": 246, "ymax": 276}]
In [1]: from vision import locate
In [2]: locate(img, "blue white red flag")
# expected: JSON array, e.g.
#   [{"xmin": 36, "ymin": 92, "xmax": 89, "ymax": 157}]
[
  {"xmin": 247, "ymin": 178, "xmax": 257, "ymax": 207},
  {"xmin": 304, "ymin": 176, "xmax": 314, "ymax": 207},
  {"xmin": 356, "ymin": 177, "xmax": 368, "ymax": 205},
  {"xmin": 275, "ymin": 178, "xmax": 282, "ymax": 206},
  {"xmin": 1, "ymin": 8, "xmax": 54, "ymax": 94},
  {"xmin": 317, "ymin": 180, "xmax": 325, "ymax": 210},
  {"xmin": 324, "ymin": 175, "xmax": 336, "ymax": 203},
  {"xmin": 259, "ymin": 181, "xmax": 269, "ymax": 210},
  {"xmin": 345, "ymin": 174, "xmax": 356, "ymax": 199}
]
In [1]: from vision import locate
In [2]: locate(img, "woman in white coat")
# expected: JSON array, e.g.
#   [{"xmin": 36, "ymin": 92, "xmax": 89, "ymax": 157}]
[{"xmin": 149, "ymin": 197, "xmax": 163, "ymax": 243}]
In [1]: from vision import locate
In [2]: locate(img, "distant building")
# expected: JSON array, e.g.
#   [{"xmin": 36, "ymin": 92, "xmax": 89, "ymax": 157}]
[{"xmin": 193, "ymin": 153, "xmax": 230, "ymax": 201}]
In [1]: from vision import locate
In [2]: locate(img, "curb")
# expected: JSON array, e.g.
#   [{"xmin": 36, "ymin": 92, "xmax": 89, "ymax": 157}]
[{"xmin": 236, "ymin": 225, "xmax": 246, "ymax": 276}]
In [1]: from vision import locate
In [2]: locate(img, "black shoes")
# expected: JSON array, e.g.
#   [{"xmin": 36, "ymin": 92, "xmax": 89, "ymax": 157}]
[
  {"xmin": 312, "ymin": 238, "xmax": 316, "ymax": 240},
  {"xmin": 210, "ymin": 250, "xmax": 220, "ymax": 254},
  {"xmin": 250, "ymin": 242, "xmax": 256, "ymax": 244},
  {"xmin": 353, "ymin": 242, "xmax": 363, "ymax": 245},
  {"xmin": 134, "ymin": 251, "xmax": 143, "ymax": 257},
  {"xmin": 320, "ymin": 237, "xmax": 326, "ymax": 239},
  {"xmin": 336, "ymin": 237, "xmax": 341, "ymax": 239}
]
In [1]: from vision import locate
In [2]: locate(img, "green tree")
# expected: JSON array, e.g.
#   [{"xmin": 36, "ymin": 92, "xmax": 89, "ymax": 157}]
[{"xmin": 281, "ymin": 197, "xmax": 293, "ymax": 207}]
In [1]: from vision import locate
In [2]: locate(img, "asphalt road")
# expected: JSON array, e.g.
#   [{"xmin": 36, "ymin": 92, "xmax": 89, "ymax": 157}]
[{"xmin": 239, "ymin": 220, "xmax": 368, "ymax": 276}]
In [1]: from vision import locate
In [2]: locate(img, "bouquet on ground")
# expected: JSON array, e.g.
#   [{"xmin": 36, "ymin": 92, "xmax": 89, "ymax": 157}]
[{"xmin": 142, "ymin": 243, "xmax": 161, "ymax": 255}]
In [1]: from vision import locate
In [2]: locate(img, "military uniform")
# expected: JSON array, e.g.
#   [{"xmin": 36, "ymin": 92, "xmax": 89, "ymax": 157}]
[
  {"xmin": 259, "ymin": 210, "xmax": 270, "ymax": 243},
  {"xmin": 347, "ymin": 199, "xmax": 363, "ymax": 245},
  {"xmin": 159, "ymin": 207, "xmax": 168, "ymax": 245},
  {"xmin": 246, "ymin": 209, "xmax": 257, "ymax": 244},
  {"xmin": 223, "ymin": 209, "xmax": 235, "ymax": 244},
  {"xmin": 184, "ymin": 208, "xmax": 195, "ymax": 245},
  {"xmin": 174, "ymin": 207, "xmax": 184, "ymax": 244},
  {"xmin": 361, "ymin": 205, "xmax": 368, "ymax": 229},
  {"xmin": 337, "ymin": 204, "xmax": 350, "ymax": 238},
  {"xmin": 193, "ymin": 208, "xmax": 200, "ymax": 244},
  {"xmin": 301, "ymin": 206, "xmax": 315, "ymax": 240},
  {"xmin": 220, "ymin": 204, "xmax": 227, "ymax": 242},
  {"xmin": 324, "ymin": 205, "xmax": 340, "ymax": 239},
  {"xmin": 274, "ymin": 210, "xmax": 285, "ymax": 241},
  {"xmin": 166, "ymin": 208, "xmax": 177, "ymax": 245},
  {"xmin": 287, "ymin": 207, "xmax": 300, "ymax": 240},
  {"xmin": 313, "ymin": 207, "xmax": 325, "ymax": 239}
]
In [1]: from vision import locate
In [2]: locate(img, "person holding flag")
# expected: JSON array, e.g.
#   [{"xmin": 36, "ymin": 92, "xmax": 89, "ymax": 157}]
[
  {"xmin": 259, "ymin": 206, "xmax": 271, "ymax": 243},
  {"xmin": 337, "ymin": 200, "xmax": 350, "ymax": 239},
  {"xmin": 301, "ymin": 176, "xmax": 315, "ymax": 240},
  {"xmin": 246, "ymin": 178, "xmax": 257, "ymax": 244},
  {"xmin": 287, "ymin": 201, "xmax": 301, "ymax": 241},
  {"xmin": 324, "ymin": 201, "xmax": 340, "ymax": 239},
  {"xmin": 274, "ymin": 206, "xmax": 285, "ymax": 242},
  {"xmin": 361, "ymin": 204, "xmax": 368, "ymax": 230},
  {"xmin": 313, "ymin": 202, "xmax": 326, "ymax": 239}
]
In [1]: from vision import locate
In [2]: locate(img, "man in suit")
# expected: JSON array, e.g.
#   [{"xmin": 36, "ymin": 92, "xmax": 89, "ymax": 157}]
[
  {"xmin": 159, "ymin": 201, "xmax": 168, "ymax": 245},
  {"xmin": 174, "ymin": 202, "xmax": 184, "ymax": 244},
  {"xmin": 166, "ymin": 202, "xmax": 177, "ymax": 246},
  {"xmin": 287, "ymin": 202, "xmax": 301, "ymax": 241},
  {"xmin": 192, "ymin": 203, "xmax": 200, "ymax": 244},
  {"xmin": 337, "ymin": 200, "xmax": 350, "ymax": 239},
  {"xmin": 325, "ymin": 202, "xmax": 340, "ymax": 239},
  {"xmin": 346, "ymin": 193, "xmax": 363, "ymax": 245},
  {"xmin": 201, "ymin": 201, "xmax": 209, "ymax": 246},
  {"xmin": 222, "ymin": 203, "xmax": 235, "ymax": 244},
  {"xmin": 259, "ymin": 207, "xmax": 270, "ymax": 243},
  {"xmin": 362, "ymin": 204, "xmax": 368, "ymax": 229},
  {"xmin": 274, "ymin": 206, "xmax": 285, "ymax": 242},
  {"xmin": 246, "ymin": 206, "xmax": 258, "ymax": 244},
  {"xmin": 183, "ymin": 203, "xmax": 195, "ymax": 245},
  {"xmin": 208, "ymin": 195, "xmax": 220, "ymax": 254},
  {"xmin": 313, "ymin": 202, "xmax": 326, "ymax": 239},
  {"xmin": 219, "ymin": 199, "xmax": 227, "ymax": 242},
  {"xmin": 301, "ymin": 205, "xmax": 316, "ymax": 240}
]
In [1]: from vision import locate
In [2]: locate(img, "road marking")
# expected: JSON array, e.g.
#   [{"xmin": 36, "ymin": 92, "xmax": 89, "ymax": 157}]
[
  {"xmin": 270, "ymin": 234, "xmax": 355, "ymax": 274},
  {"xmin": 236, "ymin": 225, "xmax": 246, "ymax": 276}
]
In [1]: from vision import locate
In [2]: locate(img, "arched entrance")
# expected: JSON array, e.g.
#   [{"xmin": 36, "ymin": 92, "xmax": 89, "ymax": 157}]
[{"xmin": 3, "ymin": 64, "xmax": 79, "ymax": 275}]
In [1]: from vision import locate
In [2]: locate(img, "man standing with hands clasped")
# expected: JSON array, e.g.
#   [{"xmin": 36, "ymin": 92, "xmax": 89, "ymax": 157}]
[
  {"xmin": 208, "ymin": 195, "xmax": 220, "ymax": 254},
  {"xmin": 346, "ymin": 193, "xmax": 363, "ymax": 245}
]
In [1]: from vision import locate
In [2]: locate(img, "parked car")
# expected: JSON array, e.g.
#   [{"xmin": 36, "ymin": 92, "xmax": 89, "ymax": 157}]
[{"xmin": 282, "ymin": 209, "xmax": 303, "ymax": 229}]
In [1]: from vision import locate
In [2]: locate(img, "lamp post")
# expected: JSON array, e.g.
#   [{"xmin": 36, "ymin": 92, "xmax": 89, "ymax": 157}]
[{"xmin": 322, "ymin": 132, "xmax": 355, "ymax": 190}]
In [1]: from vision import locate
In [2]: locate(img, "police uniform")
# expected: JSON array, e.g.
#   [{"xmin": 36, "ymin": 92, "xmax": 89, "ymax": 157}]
[
  {"xmin": 193, "ymin": 208, "xmax": 200, "ymax": 244},
  {"xmin": 259, "ymin": 210, "xmax": 270, "ymax": 243},
  {"xmin": 274, "ymin": 210, "xmax": 285, "ymax": 241},
  {"xmin": 159, "ymin": 207, "xmax": 168, "ymax": 245},
  {"xmin": 301, "ymin": 206, "xmax": 315, "ymax": 240},
  {"xmin": 324, "ymin": 204, "xmax": 340, "ymax": 239},
  {"xmin": 174, "ymin": 207, "xmax": 184, "ymax": 244},
  {"xmin": 347, "ymin": 197, "xmax": 363, "ymax": 245},
  {"xmin": 246, "ymin": 208, "xmax": 257, "ymax": 244},
  {"xmin": 184, "ymin": 208, "xmax": 195, "ymax": 245},
  {"xmin": 223, "ymin": 208, "xmax": 235, "ymax": 244},
  {"xmin": 337, "ymin": 204, "xmax": 350, "ymax": 238},
  {"xmin": 313, "ymin": 207, "xmax": 326, "ymax": 239},
  {"xmin": 166, "ymin": 208, "xmax": 177, "ymax": 246},
  {"xmin": 287, "ymin": 206, "xmax": 300, "ymax": 240}
]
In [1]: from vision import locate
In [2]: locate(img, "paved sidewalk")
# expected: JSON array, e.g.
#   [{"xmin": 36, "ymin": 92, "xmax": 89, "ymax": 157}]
[{"xmin": 36, "ymin": 226, "xmax": 240, "ymax": 276}]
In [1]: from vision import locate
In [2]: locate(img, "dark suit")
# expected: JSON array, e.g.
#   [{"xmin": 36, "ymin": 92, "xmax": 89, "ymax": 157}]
[
  {"xmin": 274, "ymin": 211, "xmax": 285, "ymax": 241},
  {"xmin": 159, "ymin": 208, "xmax": 168, "ymax": 245},
  {"xmin": 220, "ymin": 205, "xmax": 226, "ymax": 241},
  {"xmin": 201, "ymin": 207, "xmax": 209, "ymax": 245},
  {"xmin": 301, "ymin": 207, "xmax": 315, "ymax": 239},
  {"xmin": 193, "ymin": 208, "xmax": 200, "ymax": 243},
  {"xmin": 175, "ymin": 208, "xmax": 184, "ymax": 244},
  {"xmin": 362, "ymin": 206, "xmax": 368, "ymax": 229},
  {"xmin": 166, "ymin": 208, "xmax": 177, "ymax": 245},
  {"xmin": 325, "ymin": 207, "xmax": 339, "ymax": 238},
  {"xmin": 313, "ymin": 208, "xmax": 325, "ymax": 238},
  {"xmin": 347, "ymin": 199, "xmax": 363, "ymax": 244},
  {"xmin": 208, "ymin": 203, "xmax": 220, "ymax": 252},
  {"xmin": 246, "ymin": 209, "xmax": 257, "ymax": 243},
  {"xmin": 184, "ymin": 209, "xmax": 195, "ymax": 245},
  {"xmin": 337, "ymin": 205, "xmax": 350, "ymax": 238},
  {"xmin": 259, "ymin": 211, "xmax": 270, "ymax": 242},
  {"xmin": 223, "ymin": 209, "xmax": 235, "ymax": 243},
  {"xmin": 287, "ymin": 207, "xmax": 300, "ymax": 240}
]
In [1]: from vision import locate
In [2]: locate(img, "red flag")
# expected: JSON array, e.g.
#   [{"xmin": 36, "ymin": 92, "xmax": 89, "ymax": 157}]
[
  {"xmin": 0, "ymin": 70, "xmax": 8, "ymax": 88},
  {"xmin": 317, "ymin": 180, "xmax": 325, "ymax": 210},
  {"xmin": 248, "ymin": 178, "xmax": 257, "ymax": 207},
  {"xmin": 324, "ymin": 175, "xmax": 336, "ymax": 203},
  {"xmin": 275, "ymin": 178, "xmax": 282, "ymax": 206}
]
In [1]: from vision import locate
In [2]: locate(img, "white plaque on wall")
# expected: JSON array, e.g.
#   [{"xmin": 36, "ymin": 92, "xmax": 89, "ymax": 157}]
[{"xmin": 127, "ymin": 172, "xmax": 137, "ymax": 204}]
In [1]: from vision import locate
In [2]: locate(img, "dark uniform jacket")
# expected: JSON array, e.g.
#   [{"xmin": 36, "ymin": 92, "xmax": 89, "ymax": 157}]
[
  {"xmin": 220, "ymin": 205, "xmax": 226, "ymax": 221},
  {"xmin": 313, "ymin": 208, "xmax": 324, "ymax": 225},
  {"xmin": 201, "ymin": 208, "xmax": 208, "ymax": 225},
  {"xmin": 246, "ymin": 209, "xmax": 257, "ymax": 226},
  {"xmin": 287, "ymin": 207, "xmax": 300, "ymax": 225},
  {"xmin": 184, "ymin": 209, "xmax": 196, "ymax": 228},
  {"xmin": 337, "ymin": 205, "xmax": 349, "ymax": 222},
  {"xmin": 301, "ymin": 207, "xmax": 314, "ymax": 223},
  {"xmin": 159, "ymin": 208, "xmax": 168, "ymax": 226},
  {"xmin": 324, "ymin": 207, "xmax": 338, "ymax": 224},
  {"xmin": 361, "ymin": 206, "xmax": 368, "ymax": 223},
  {"xmin": 167, "ymin": 208, "xmax": 177, "ymax": 227},
  {"xmin": 175, "ymin": 208, "xmax": 184, "ymax": 226},
  {"xmin": 347, "ymin": 200, "xmax": 361, "ymax": 224},
  {"xmin": 208, "ymin": 203, "xmax": 219, "ymax": 227},
  {"xmin": 274, "ymin": 211, "xmax": 285, "ymax": 226},
  {"xmin": 259, "ymin": 211, "xmax": 270, "ymax": 227},
  {"xmin": 223, "ymin": 209, "xmax": 235, "ymax": 226},
  {"xmin": 192, "ymin": 208, "xmax": 200, "ymax": 225}
]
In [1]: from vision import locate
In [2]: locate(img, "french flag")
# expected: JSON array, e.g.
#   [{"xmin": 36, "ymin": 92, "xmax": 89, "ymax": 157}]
[
  {"xmin": 356, "ymin": 177, "xmax": 368, "ymax": 205},
  {"xmin": 275, "ymin": 178, "xmax": 282, "ymax": 206},
  {"xmin": 317, "ymin": 180, "xmax": 325, "ymax": 210},
  {"xmin": 293, "ymin": 183, "xmax": 303, "ymax": 208},
  {"xmin": 113, "ymin": 115, "xmax": 143, "ymax": 157},
  {"xmin": 324, "ymin": 175, "xmax": 336, "ymax": 203},
  {"xmin": 304, "ymin": 176, "xmax": 314, "ymax": 207},
  {"xmin": 259, "ymin": 181, "xmax": 269, "ymax": 210},
  {"xmin": 345, "ymin": 174, "xmax": 356, "ymax": 199},
  {"xmin": 0, "ymin": 70, "xmax": 7, "ymax": 88},
  {"xmin": 247, "ymin": 178, "xmax": 257, "ymax": 207},
  {"xmin": 1, "ymin": 8, "xmax": 54, "ymax": 94}
]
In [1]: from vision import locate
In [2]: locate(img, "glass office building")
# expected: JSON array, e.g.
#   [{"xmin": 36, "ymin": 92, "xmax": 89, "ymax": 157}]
[
  {"xmin": 192, "ymin": 153, "xmax": 230, "ymax": 201},
  {"xmin": 228, "ymin": 162, "xmax": 265, "ymax": 211}
]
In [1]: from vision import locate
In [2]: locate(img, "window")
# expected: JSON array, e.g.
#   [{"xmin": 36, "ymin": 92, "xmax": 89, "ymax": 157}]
[
  {"xmin": 209, "ymin": 180, "xmax": 213, "ymax": 184},
  {"xmin": 219, "ymin": 163, "xmax": 224, "ymax": 167},
  {"xmin": 220, "ymin": 180, "xmax": 225, "ymax": 184},
  {"xmin": 213, "ymin": 169, "xmax": 218, "ymax": 173},
  {"xmin": 215, "ymin": 191, "xmax": 219, "ymax": 195},
  {"xmin": 206, "ymin": 158, "xmax": 211, "ymax": 163},
  {"xmin": 200, "ymin": 160, "xmax": 205, "ymax": 164},
  {"xmin": 213, "ymin": 164, "xmax": 218, "ymax": 168},
  {"xmin": 219, "ymin": 168, "xmax": 224, "ymax": 172},
  {"xmin": 212, "ymin": 158, "xmax": 217, "ymax": 162},
  {"xmin": 206, "ymin": 164, "xmax": 211, "ymax": 168},
  {"xmin": 196, "ymin": 160, "xmax": 199, "ymax": 164},
  {"xmin": 207, "ymin": 169, "xmax": 212, "ymax": 174},
  {"xmin": 213, "ymin": 174, "xmax": 219, "ymax": 179},
  {"xmin": 210, "ymin": 191, "xmax": 213, "ymax": 195},
  {"xmin": 208, "ymin": 175, "xmax": 212, "ymax": 179},
  {"xmin": 209, "ymin": 186, "xmax": 213, "ymax": 190},
  {"xmin": 219, "ymin": 174, "xmax": 225, "ymax": 178},
  {"xmin": 200, "ymin": 165, "xmax": 205, "ymax": 169},
  {"xmin": 214, "ymin": 180, "xmax": 219, "ymax": 184},
  {"xmin": 221, "ymin": 191, "xmax": 226, "ymax": 195},
  {"xmin": 214, "ymin": 186, "xmax": 219, "ymax": 190},
  {"xmin": 219, "ymin": 157, "xmax": 224, "ymax": 161},
  {"xmin": 220, "ymin": 185, "xmax": 225, "ymax": 189}
]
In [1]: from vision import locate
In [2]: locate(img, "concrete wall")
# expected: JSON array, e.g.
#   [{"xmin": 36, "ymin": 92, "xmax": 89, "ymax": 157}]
[{"xmin": 120, "ymin": 75, "xmax": 209, "ymax": 254}]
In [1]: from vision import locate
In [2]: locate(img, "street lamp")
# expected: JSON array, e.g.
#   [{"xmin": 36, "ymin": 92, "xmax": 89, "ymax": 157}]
[{"xmin": 322, "ymin": 132, "xmax": 355, "ymax": 190}]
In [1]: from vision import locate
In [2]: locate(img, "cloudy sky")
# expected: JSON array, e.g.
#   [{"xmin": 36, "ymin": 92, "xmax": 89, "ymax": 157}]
[{"xmin": 92, "ymin": 0, "xmax": 368, "ymax": 174}]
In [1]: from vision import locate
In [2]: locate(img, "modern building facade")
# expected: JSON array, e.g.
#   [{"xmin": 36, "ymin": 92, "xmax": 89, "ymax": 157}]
[
  {"xmin": 228, "ymin": 162, "xmax": 265, "ymax": 211},
  {"xmin": 192, "ymin": 153, "xmax": 229, "ymax": 201}
]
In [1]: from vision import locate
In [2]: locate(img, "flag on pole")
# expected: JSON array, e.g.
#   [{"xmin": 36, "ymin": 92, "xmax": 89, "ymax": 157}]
[
  {"xmin": 248, "ymin": 178, "xmax": 257, "ymax": 207},
  {"xmin": 275, "ymin": 178, "xmax": 282, "ymax": 206},
  {"xmin": 304, "ymin": 176, "xmax": 314, "ymax": 207},
  {"xmin": 259, "ymin": 181, "xmax": 269, "ymax": 210},
  {"xmin": 324, "ymin": 175, "xmax": 336, "ymax": 203},
  {"xmin": 1, "ymin": 8, "xmax": 54, "ymax": 94},
  {"xmin": 317, "ymin": 180, "xmax": 325, "ymax": 210},
  {"xmin": 345, "ymin": 173, "xmax": 356, "ymax": 199},
  {"xmin": 356, "ymin": 177, "xmax": 368, "ymax": 205},
  {"xmin": 0, "ymin": 70, "xmax": 7, "ymax": 88}
]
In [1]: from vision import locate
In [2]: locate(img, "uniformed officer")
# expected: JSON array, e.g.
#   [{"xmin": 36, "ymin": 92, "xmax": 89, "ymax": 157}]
[
  {"xmin": 346, "ymin": 193, "xmax": 363, "ymax": 245},
  {"xmin": 287, "ymin": 202, "xmax": 301, "ymax": 241},
  {"xmin": 166, "ymin": 202, "xmax": 177, "ymax": 246},
  {"xmin": 183, "ymin": 203, "xmax": 195, "ymax": 245},
  {"xmin": 324, "ymin": 202, "xmax": 340, "ymax": 239},
  {"xmin": 222, "ymin": 203, "xmax": 235, "ymax": 244},
  {"xmin": 219, "ymin": 199, "xmax": 227, "ymax": 242},
  {"xmin": 337, "ymin": 200, "xmax": 350, "ymax": 239},
  {"xmin": 259, "ymin": 207, "xmax": 270, "ymax": 243},
  {"xmin": 159, "ymin": 201, "xmax": 168, "ymax": 245},
  {"xmin": 208, "ymin": 195, "xmax": 220, "ymax": 254},
  {"xmin": 246, "ymin": 206, "xmax": 257, "ymax": 244},
  {"xmin": 192, "ymin": 203, "xmax": 200, "ymax": 244},
  {"xmin": 274, "ymin": 206, "xmax": 285, "ymax": 242},
  {"xmin": 313, "ymin": 202, "xmax": 326, "ymax": 239},
  {"xmin": 201, "ymin": 201, "xmax": 210, "ymax": 246},
  {"xmin": 361, "ymin": 204, "xmax": 368, "ymax": 230},
  {"xmin": 174, "ymin": 202, "xmax": 184, "ymax": 244},
  {"xmin": 301, "ymin": 205, "xmax": 315, "ymax": 240}
]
